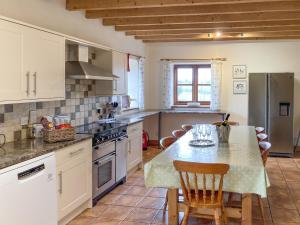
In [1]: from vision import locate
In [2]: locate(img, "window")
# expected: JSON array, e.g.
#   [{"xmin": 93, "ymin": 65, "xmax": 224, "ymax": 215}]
[
  {"xmin": 174, "ymin": 64, "xmax": 211, "ymax": 106},
  {"xmin": 127, "ymin": 56, "xmax": 140, "ymax": 109}
]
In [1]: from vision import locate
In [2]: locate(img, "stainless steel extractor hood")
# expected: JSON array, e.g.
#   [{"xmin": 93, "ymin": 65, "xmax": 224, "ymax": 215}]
[{"xmin": 66, "ymin": 45, "xmax": 118, "ymax": 80}]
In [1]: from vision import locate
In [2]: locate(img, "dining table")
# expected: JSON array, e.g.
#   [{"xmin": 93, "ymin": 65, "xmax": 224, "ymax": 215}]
[{"xmin": 144, "ymin": 125, "xmax": 269, "ymax": 225}]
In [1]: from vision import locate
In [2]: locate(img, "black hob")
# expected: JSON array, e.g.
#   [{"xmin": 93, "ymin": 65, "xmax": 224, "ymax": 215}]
[{"xmin": 76, "ymin": 121, "xmax": 127, "ymax": 146}]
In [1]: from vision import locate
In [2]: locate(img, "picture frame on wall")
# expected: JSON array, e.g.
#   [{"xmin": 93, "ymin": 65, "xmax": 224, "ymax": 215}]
[
  {"xmin": 233, "ymin": 80, "xmax": 247, "ymax": 94},
  {"xmin": 233, "ymin": 65, "xmax": 247, "ymax": 79}
]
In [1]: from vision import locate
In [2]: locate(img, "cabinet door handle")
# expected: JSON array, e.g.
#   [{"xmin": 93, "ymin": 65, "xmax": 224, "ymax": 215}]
[
  {"xmin": 58, "ymin": 171, "xmax": 63, "ymax": 194},
  {"xmin": 128, "ymin": 140, "xmax": 131, "ymax": 153},
  {"xmin": 113, "ymin": 79, "xmax": 117, "ymax": 91},
  {"xmin": 26, "ymin": 72, "xmax": 30, "ymax": 96},
  {"xmin": 33, "ymin": 72, "xmax": 37, "ymax": 95},
  {"xmin": 69, "ymin": 148, "xmax": 84, "ymax": 157}
]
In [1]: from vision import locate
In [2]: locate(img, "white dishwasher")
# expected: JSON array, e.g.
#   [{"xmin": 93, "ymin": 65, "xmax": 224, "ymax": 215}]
[{"xmin": 0, "ymin": 153, "xmax": 57, "ymax": 225}]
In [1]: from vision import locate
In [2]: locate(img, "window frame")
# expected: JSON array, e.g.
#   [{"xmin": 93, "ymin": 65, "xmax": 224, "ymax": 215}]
[{"xmin": 173, "ymin": 64, "xmax": 211, "ymax": 106}]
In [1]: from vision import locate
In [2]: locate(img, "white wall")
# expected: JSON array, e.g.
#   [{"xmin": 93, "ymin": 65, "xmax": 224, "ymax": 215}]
[
  {"xmin": 0, "ymin": 0, "xmax": 145, "ymax": 56},
  {"xmin": 144, "ymin": 41, "xmax": 300, "ymax": 138}
]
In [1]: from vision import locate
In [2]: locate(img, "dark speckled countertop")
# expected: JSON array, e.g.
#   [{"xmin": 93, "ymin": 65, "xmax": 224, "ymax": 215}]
[{"xmin": 0, "ymin": 134, "xmax": 92, "ymax": 170}]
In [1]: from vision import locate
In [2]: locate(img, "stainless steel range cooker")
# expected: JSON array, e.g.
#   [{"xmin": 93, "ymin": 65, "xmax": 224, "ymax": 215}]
[{"xmin": 76, "ymin": 121, "xmax": 128, "ymax": 205}]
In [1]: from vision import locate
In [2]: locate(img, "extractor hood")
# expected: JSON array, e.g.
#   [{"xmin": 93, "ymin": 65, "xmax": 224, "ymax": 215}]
[{"xmin": 65, "ymin": 45, "xmax": 118, "ymax": 80}]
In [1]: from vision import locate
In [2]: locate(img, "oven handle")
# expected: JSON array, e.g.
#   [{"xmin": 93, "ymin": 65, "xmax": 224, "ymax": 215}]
[{"xmin": 94, "ymin": 153, "xmax": 115, "ymax": 166}]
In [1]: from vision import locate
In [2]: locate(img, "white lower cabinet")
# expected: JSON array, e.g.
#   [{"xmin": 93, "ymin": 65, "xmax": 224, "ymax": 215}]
[
  {"xmin": 55, "ymin": 139, "xmax": 92, "ymax": 225},
  {"xmin": 127, "ymin": 122, "xmax": 143, "ymax": 172}
]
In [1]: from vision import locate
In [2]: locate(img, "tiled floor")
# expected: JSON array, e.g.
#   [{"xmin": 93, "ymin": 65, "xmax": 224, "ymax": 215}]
[{"xmin": 68, "ymin": 148, "xmax": 300, "ymax": 225}]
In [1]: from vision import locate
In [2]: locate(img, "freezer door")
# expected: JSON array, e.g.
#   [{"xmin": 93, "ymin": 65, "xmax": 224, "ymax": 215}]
[
  {"xmin": 248, "ymin": 73, "xmax": 268, "ymax": 130},
  {"xmin": 268, "ymin": 73, "xmax": 294, "ymax": 156}
]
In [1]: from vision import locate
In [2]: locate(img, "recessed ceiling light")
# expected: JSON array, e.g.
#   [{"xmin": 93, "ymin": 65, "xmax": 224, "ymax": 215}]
[{"xmin": 216, "ymin": 32, "xmax": 222, "ymax": 37}]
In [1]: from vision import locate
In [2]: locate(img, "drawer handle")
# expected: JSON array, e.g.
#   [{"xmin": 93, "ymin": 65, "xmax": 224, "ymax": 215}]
[
  {"xmin": 58, "ymin": 171, "xmax": 63, "ymax": 194},
  {"xmin": 69, "ymin": 148, "xmax": 84, "ymax": 157}
]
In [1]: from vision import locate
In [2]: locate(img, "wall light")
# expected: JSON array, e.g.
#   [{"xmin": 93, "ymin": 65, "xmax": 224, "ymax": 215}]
[{"xmin": 216, "ymin": 32, "xmax": 222, "ymax": 37}]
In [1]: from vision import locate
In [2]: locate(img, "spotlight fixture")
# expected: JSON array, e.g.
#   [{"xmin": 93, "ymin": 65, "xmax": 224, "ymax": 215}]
[{"xmin": 216, "ymin": 32, "xmax": 222, "ymax": 37}]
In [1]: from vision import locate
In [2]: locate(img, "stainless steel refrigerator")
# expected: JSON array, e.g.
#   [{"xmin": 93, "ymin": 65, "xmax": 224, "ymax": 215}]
[{"xmin": 248, "ymin": 73, "xmax": 294, "ymax": 157}]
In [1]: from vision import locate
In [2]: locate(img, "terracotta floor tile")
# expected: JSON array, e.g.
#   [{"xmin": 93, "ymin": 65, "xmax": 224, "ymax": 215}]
[
  {"xmin": 133, "ymin": 177, "xmax": 146, "ymax": 187},
  {"xmin": 283, "ymin": 170, "xmax": 300, "ymax": 182},
  {"xmin": 119, "ymin": 221, "xmax": 150, "ymax": 225},
  {"xmin": 99, "ymin": 193, "xmax": 122, "ymax": 205},
  {"xmin": 126, "ymin": 185, "xmax": 152, "ymax": 196},
  {"xmin": 113, "ymin": 194, "xmax": 144, "ymax": 207},
  {"xmin": 137, "ymin": 196, "xmax": 166, "ymax": 209},
  {"xmin": 271, "ymin": 207, "xmax": 300, "ymax": 224},
  {"xmin": 125, "ymin": 208, "xmax": 158, "ymax": 223},
  {"xmin": 131, "ymin": 169, "xmax": 144, "ymax": 178},
  {"xmin": 81, "ymin": 204, "xmax": 107, "ymax": 217},
  {"xmin": 147, "ymin": 188, "xmax": 168, "ymax": 198},
  {"xmin": 95, "ymin": 205, "xmax": 134, "ymax": 220},
  {"xmin": 125, "ymin": 177, "xmax": 142, "ymax": 186},
  {"xmin": 90, "ymin": 218, "xmax": 121, "ymax": 225},
  {"xmin": 269, "ymin": 178, "xmax": 287, "ymax": 189},
  {"xmin": 110, "ymin": 184, "xmax": 132, "ymax": 195},
  {"xmin": 268, "ymin": 195, "xmax": 296, "ymax": 209},
  {"xmin": 267, "ymin": 170, "xmax": 285, "ymax": 181},
  {"xmin": 151, "ymin": 210, "xmax": 184, "ymax": 225},
  {"xmin": 67, "ymin": 216, "xmax": 95, "ymax": 225}
]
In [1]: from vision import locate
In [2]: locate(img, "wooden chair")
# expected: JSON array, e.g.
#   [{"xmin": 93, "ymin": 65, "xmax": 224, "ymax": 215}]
[
  {"xmin": 182, "ymin": 124, "xmax": 193, "ymax": 131},
  {"xmin": 160, "ymin": 136, "xmax": 177, "ymax": 150},
  {"xmin": 212, "ymin": 121, "xmax": 239, "ymax": 126},
  {"xmin": 259, "ymin": 141, "xmax": 271, "ymax": 167},
  {"xmin": 173, "ymin": 160, "xmax": 230, "ymax": 225},
  {"xmin": 172, "ymin": 129, "xmax": 186, "ymax": 138}
]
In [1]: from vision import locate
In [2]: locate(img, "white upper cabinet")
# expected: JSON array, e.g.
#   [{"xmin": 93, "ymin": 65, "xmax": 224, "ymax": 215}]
[
  {"xmin": 26, "ymin": 28, "xmax": 65, "ymax": 100},
  {"xmin": 112, "ymin": 51, "xmax": 127, "ymax": 95},
  {"xmin": 0, "ymin": 19, "xmax": 65, "ymax": 104},
  {"xmin": 0, "ymin": 19, "xmax": 27, "ymax": 102},
  {"xmin": 95, "ymin": 50, "xmax": 128, "ymax": 96}
]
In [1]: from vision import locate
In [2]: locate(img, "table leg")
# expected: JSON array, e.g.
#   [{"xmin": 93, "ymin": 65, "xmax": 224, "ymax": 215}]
[
  {"xmin": 168, "ymin": 188, "xmax": 178, "ymax": 225},
  {"xmin": 242, "ymin": 194, "xmax": 252, "ymax": 225}
]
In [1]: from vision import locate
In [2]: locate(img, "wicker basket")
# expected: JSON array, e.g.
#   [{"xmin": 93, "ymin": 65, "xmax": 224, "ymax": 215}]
[{"xmin": 43, "ymin": 127, "xmax": 75, "ymax": 143}]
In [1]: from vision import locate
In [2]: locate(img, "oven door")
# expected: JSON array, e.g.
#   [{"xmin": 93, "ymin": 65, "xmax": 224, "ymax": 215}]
[{"xmin": 92, "ymin": 152, "xmax": 116, "ymax": 199}]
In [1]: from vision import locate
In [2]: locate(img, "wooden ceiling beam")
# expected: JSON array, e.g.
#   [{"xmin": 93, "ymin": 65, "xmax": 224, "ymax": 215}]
[
  {"xmin": 86, "ymin": 1, "xmax": 300, "ymax": 19},
  {"xmin": 126, "ymin": 25, "xmax": 300, "ymax": 36},
  {"xmin": 103, "ymin": 11, "xmax": 300, "ymax": 26},
  {"xmin": 115, "ymin": 20, "xmax": 300, "ymax": 31},
  {"xmin": 67, "ymin": 0, "xmax": 283, "ymax": 10},
  {"xmin": 136, "ymin": 31, "xmax": 300, "ymax": 40},
  {"xmin": 143, "ymin": 36, "xmax": 300, "ymax": 42}
]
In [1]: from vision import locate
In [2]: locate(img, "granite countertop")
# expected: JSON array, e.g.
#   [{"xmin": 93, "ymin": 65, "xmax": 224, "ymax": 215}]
[{"xmin": 0, "ymin": 134, "xmax": 92, "ymax": 170}]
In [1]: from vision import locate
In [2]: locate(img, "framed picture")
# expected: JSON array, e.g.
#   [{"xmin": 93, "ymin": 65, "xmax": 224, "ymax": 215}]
[
  {"xmin": 233, "ymin": 65, "xmax": 247, "ymax": 79},
  {"xmin": 233, "ymin": 80, "xmax": 247, "ymax": 94}
]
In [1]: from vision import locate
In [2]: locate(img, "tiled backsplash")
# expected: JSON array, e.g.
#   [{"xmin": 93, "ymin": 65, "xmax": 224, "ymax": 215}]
[{"xmin": 0, "ymin": 79, "xmax": 119, "ymax": 142}]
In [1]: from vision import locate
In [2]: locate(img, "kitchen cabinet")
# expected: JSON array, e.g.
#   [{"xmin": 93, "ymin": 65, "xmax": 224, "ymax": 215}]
[
  {"xmin": 0, "ymin": 19, "xmax": 65, "ymax": 104},
  {"xmin": 112, "ymin": 51, "xmax": 127, "ymax": 95},
  {"xmin": 55, "ymin": 139, "xmax": 92, "ymax": 225},
  {"xmin": 127, "ymin": 122, "xmax": 143, "ymax": 172},
  {"xmin": 95, "ymin": 51, "xmax": 127, "ymax": 96}
]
